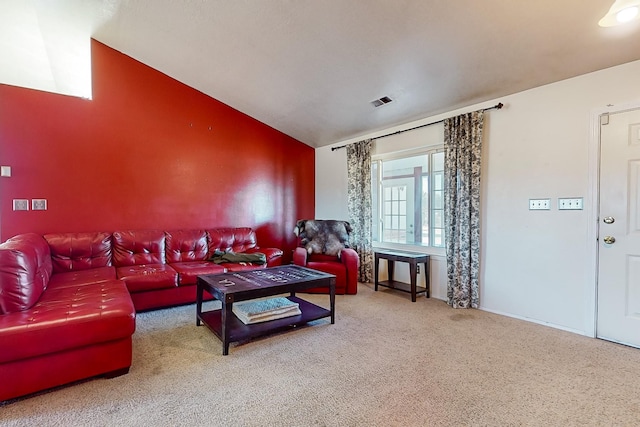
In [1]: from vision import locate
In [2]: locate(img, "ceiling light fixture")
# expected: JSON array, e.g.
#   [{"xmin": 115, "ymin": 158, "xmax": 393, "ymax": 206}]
[{"xmin": 599, "ymin": 0, "xmax": 640, "ymax": 26}]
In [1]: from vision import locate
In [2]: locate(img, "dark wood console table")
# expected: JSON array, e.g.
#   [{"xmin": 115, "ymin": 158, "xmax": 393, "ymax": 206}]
[{"xmin": 374, "ymin": 250, "xmax": 430, "ymax": 302}]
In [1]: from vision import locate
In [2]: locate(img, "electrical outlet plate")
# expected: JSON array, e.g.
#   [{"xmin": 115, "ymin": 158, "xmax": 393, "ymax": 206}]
[
  {"xmin": 529, "ymin": 199, "xmax": 550, "ymax": 210},
  {"xmin": 558, "ymin": 197, "xmax": 583, "ymax": 210},
  {"xmin": 13, "ymin": 199, "xmax": 29, "ymax": 211},
  {"xmin": 32, "ymin": 199, "xmax": 47, "ymax": 211}
]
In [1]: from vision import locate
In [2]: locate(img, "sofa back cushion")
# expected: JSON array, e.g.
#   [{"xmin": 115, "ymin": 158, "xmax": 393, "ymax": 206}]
[
  {"xmin": 0, "ymin": 233, "xmax": 52, "ymax": 314},
  {"xmin": 207, "ymin": 228, "xmax": 257, "ymax": 255},
  {"xmin": 112, "ymin": 230, "xmax": 166, "ymax": 267},
  {"xmin": 44, "ymin": 231, "xmax": 112, "ymax": 274},
  {"xmin": 165, "ymin": 230, "xmax": 208, "ymax": 263}
]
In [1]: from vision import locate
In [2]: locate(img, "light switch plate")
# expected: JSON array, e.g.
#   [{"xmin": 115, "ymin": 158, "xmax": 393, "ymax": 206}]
[
  {"xmin": 529, "ymin": 199, "xmax": 550, "ymax": 210},
  {"xmin": 32, "ymin": 199, "xmax": 47, "ymax": 210},
  {"xmin": 558, "ymin": 198, "xmax": 583, "ymax": 210},
  {"xmin": 13, "ymin": 199, "xmax": 29, "ymax": 211}
]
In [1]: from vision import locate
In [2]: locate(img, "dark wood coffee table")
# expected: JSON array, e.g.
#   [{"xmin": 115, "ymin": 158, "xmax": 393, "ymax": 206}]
[{"xmin": 196, "ymin": 265, "xmax": 336, "ymax": 355}]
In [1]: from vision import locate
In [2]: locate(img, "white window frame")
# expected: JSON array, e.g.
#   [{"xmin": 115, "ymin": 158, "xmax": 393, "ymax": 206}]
[{"xmin": 372, "ymin": 146, "xmax": 446, "ymax": 257}]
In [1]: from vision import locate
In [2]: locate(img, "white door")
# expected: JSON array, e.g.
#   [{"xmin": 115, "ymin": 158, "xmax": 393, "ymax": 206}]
[
  {"xmin": 597, "ymin": 108, "xmax": 640, "ymax": 348},
  {"xmin": 381, "ymin": 178, "xmax": 415, "ymax": 243}
]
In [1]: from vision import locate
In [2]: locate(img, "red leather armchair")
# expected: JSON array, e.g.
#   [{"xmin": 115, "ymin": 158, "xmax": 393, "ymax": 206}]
[{"xmin": 293, "ymin": 247, "xmax": 359, "ymax": 295}]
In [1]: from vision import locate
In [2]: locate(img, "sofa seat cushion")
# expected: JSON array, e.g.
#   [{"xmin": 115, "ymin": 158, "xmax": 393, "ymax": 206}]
[
  {"xmin": 116, "ymin": 264, "xmax": 178, "ymax": 292},
  {"xmin": 171, "ymin": 261, "xmax": 227, "ymax": 285},
  {"xmin": 48, "ymin": 266, "xmax": 117, "ymax": 289},
  {"xmin": 306, "ymin": 261, "xmax": 347, "ymax": 293},
  {"xmin": 0, "ymin": 280, "xmax": 135, "ymax": 364},
  {"xmin": 307, "ymin": 253, "xmax": 342, "ymax": 263},
  {"xmin": 224, "ymin": 263, "xmax": 268, "ymax": 272}
]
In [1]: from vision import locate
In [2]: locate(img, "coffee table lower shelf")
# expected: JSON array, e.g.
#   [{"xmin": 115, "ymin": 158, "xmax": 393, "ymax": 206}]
[{"xmin": 198, "ymin": 296, "xmax": 331, "ymax": 351}]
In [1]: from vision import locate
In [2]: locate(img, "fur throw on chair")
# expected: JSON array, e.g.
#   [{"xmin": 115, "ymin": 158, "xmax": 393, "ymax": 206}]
[{"xmin": 293, "ymin": 219, "xmax": 352, "ymax": 257}]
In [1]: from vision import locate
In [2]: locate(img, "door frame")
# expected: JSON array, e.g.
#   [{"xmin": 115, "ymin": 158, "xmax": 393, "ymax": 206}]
[{"xmin": 587, "ymin": 100, "xmax": 640, "ymax": 338}]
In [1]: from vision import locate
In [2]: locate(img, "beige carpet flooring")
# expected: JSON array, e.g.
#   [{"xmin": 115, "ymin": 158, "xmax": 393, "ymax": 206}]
[{"xmin": 2, "ymin": 283, "xmax": 640, "ymax": 426}]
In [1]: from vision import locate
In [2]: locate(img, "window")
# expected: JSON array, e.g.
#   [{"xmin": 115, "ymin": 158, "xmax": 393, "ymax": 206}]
[{"xmin": 372, "ymin": 148, "xmax": 445, "ymax": 248}]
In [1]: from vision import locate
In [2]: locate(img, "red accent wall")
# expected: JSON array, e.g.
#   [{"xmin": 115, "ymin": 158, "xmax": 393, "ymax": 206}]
[{"xmin": 0, "ymin": 40, "xmax": 314, "ymax": 261}]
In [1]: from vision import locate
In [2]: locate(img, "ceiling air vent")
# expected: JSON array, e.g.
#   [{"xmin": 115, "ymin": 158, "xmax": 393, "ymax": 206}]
[{"xmin": 371, "ymin": 96, "xmax": 393, "ymax": 108}]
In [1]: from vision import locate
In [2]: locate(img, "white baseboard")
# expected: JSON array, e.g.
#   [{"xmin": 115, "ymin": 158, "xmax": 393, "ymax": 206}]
[
  {"xmin": 374, "ymin": 289, "xmax": 588, "ymax": 337},
  {"xmin": 478, "ymin": 306, "xmax": 588, "ymax": 337}
]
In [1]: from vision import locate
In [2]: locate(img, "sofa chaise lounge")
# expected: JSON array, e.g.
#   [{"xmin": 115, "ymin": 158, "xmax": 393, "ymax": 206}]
[{"xmin": 0, "ymin": 227, "xmax": 283, "ymax": 401}]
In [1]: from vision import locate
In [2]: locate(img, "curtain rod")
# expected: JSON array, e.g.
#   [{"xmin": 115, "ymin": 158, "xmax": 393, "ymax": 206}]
[{"xmin": 331, "ymin": 102, "xmax": 503, "ymax": 151}]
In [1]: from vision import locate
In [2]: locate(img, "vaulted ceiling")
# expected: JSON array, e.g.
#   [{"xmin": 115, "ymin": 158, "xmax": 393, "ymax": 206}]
[{"xmin": 2, "ymin": 1, "xmax": 640, "ymax": 147}]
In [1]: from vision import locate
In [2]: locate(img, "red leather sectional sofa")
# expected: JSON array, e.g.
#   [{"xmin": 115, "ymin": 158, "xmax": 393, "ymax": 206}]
[{"xmin": 0, "ymin": 227, "xmax": 283, "ymax": 401}]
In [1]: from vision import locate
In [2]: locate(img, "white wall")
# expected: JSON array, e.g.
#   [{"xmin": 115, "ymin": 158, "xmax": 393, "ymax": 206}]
[{"xmin": 316, "ymin": 59, "xmax": 640, "ymax": 336}]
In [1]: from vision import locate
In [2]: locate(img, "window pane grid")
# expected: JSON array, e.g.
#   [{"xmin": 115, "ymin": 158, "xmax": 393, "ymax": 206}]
[{"xmin": 383, "ymin": 184, "xmax": 407, "ymax": 243}]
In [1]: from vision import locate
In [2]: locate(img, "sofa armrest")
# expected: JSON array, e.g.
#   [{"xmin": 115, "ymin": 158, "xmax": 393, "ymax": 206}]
[
  {"xmin": 340, "ymin": 248, "xmax": 360, "ymax": 294},
  {"xmin": 293, "ymin": 247, "xmax": 309, "ymax": 266},
  {"xmin": 246, "ymin": 247, "xmax": 284, "ymax": 267}
]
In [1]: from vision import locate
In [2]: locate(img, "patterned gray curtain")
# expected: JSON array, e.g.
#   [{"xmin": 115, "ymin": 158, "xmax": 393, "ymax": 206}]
[
  {"xmin": 346, "ymin": 139, "xmax": 373, "ymax": 283},
  {"xmin": 444, "ymin": 111, "xmax": 484, "ymax": 308}
]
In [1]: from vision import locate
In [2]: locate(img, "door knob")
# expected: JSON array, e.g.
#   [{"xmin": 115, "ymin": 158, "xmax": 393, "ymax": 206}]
[
  {"xmin": 603, "ymin": 236, "xmax": 616, "ymax": 244},
  {"xmin": 603, "ymin": 216, "xmax": 615, "ymax": 224}
]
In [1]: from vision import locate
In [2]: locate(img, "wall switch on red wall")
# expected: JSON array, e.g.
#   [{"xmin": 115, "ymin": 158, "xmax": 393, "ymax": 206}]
[
  {"xmin": 13, "ymin": 200, "xmax": 29, "ymax": 211},
  {"xmin": 32, "ymin": 199, "xmax": 47, "ymax": 211}
]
